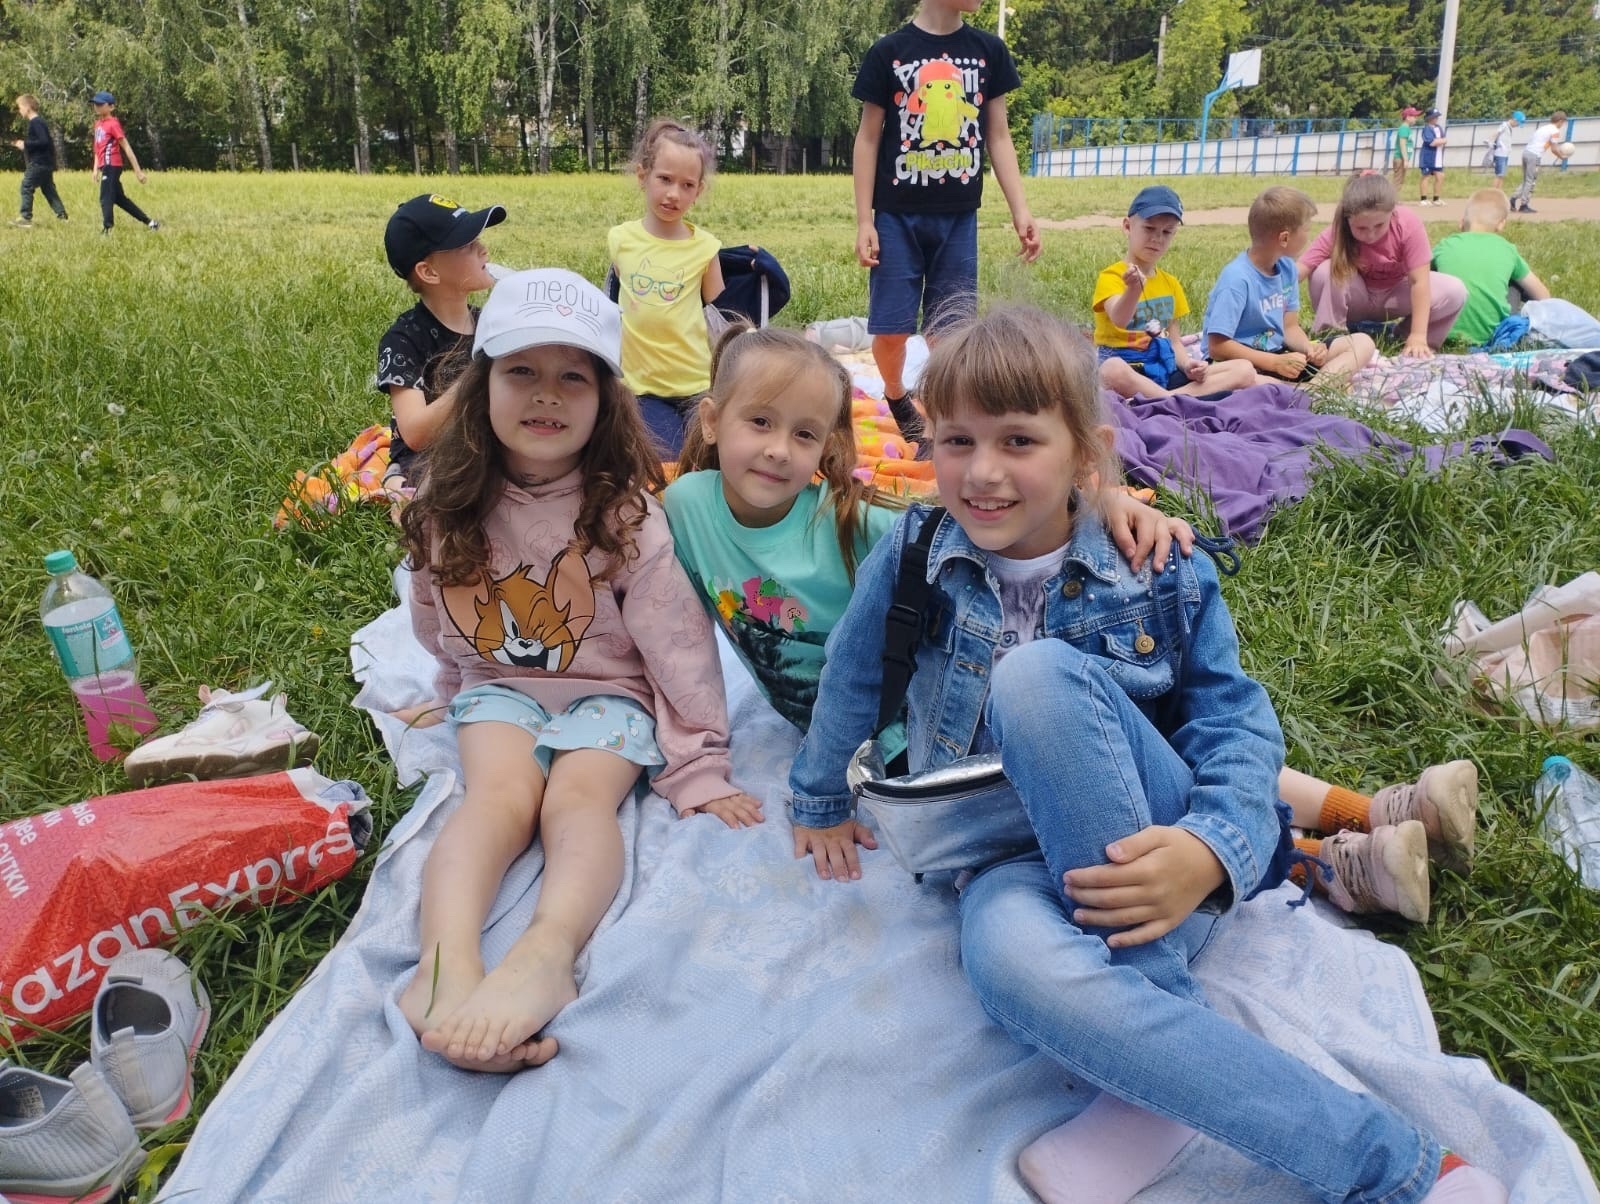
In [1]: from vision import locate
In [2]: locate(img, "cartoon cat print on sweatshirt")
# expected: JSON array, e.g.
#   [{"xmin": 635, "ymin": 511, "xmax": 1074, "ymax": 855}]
[{"xmin": 442, "ymin": 548, "xmax": 597, "ymax": 672}]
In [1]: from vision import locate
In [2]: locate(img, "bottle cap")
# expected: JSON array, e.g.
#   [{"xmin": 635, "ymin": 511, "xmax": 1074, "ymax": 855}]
[
  {"xmin": 1542, "ymin": 755, "xmax": 1572, "ymax": 775},
  {"xmin": 44, "ymin": 550, "xmax": 78, "ymax": 574}
]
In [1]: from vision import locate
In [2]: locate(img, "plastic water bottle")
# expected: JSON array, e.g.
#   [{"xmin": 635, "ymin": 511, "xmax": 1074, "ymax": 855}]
[
  {"xmin": 1534, "ymin": 756, "xmax": 1600, "ymax": 889},
  {"xmin": 40, "ymin": 550, "xmax": 159, "ymax": 761}
]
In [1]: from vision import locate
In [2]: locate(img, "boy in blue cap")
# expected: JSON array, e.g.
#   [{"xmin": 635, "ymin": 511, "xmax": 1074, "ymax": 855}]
[
  {"xmin": 1417, "ymin": 109, "xmax": 1447, "ymax": 206},
  {"xmin": 1093, "ymin": 185, "xmax": 1256, "ymax": 398},
  {"xmin": 90, "ymin": 91, "xmax": 158, "ymax": 233},
  {"xmin": 376, "ymin": 193, "xmax": 506, "ymax": 487}
]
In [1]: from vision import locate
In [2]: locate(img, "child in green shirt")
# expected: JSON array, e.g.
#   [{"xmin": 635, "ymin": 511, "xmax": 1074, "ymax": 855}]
[
  {"xmin": 1391, "ymin": 106, "xmax": 1418, "ymax": 191},
  {"xmin": 1431, "ymin": 188, "xmax": 1549, "ymax": 345}
]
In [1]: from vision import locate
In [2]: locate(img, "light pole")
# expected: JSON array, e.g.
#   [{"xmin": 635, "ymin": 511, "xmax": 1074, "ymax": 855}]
[
  {"xmin": 998, "ymin": 2, "xmax": 1013, "ymax": 40},
  {"xmin": 1434, "ymin": 0, "xmax": 1460, "ymax": 117}
]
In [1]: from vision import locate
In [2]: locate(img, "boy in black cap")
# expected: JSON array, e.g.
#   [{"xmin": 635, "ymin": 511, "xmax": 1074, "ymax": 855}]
[
  {"xmin": 376, "ymin": 193, "xmax": 506, "ymax": 486},
  {"xmin": 1092, "ymin": 185, "xmax": 1256, "ymax": 399}
]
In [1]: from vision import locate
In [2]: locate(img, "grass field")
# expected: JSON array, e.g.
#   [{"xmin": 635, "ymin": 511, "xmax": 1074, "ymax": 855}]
[{"xmin": 2, "ymin": 169, "xmax": 1599, "ymax": 1196}]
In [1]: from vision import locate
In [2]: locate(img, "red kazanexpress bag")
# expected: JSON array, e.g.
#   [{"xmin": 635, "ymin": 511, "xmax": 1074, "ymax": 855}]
[{"xmin": 1, "ymin": 767, "xmax": 372, "ymax": 1040}]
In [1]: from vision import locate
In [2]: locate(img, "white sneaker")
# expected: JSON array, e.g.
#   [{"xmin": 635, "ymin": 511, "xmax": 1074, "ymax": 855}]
[
  {"xmin": 0, "ymin": 1061, "xmax": 144, "ymax": 1204},
  {"xmin": 90, "ymin": 950, "xmax": 209, "ymax": 1130},
  {"xmin": 124, "ymin": 681, "xmax": 319, "ymax": 787}
]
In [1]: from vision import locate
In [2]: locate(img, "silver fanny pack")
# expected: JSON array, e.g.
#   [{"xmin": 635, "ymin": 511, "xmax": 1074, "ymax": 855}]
[{"xmin": 848, "ymin": 739, "xmax": 1037, "ymax": 877}]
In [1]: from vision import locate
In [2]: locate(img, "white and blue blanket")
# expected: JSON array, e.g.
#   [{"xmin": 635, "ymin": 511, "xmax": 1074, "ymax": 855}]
[{"xmin": 162, "ymin": 576, "xmax": 1598, "ymax": 1203}]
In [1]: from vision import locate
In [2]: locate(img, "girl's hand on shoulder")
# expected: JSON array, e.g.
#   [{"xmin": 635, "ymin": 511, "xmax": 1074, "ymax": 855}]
[
  {"xmin": 391, "ymin": 698, "xmax": 449, "ymax": 728},
  {"xmin": 1105, "ymin": 491, "xmax": 1195, "ymax": 575},
  {"xmin": 1062, "ymin": 826, "xmax": 1225, "ymax": 947},
  {"xmin": 793, "ymin": 819, "xmax": 878, "ymax": 882},
  {"xmin": 687, "ymin": 792, "xmax": 765, "ymax": 829}
]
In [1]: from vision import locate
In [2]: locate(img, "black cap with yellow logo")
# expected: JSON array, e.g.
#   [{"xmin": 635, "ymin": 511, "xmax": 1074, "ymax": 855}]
[{"xmin": 384, "ymin": 193, "xmax": 507, "ymax": 279}]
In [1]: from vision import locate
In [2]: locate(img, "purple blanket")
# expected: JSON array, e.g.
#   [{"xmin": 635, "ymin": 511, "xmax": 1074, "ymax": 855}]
[{"xmin": 1109, "ymin": 383, "xmax": 1552, "ymax": 543}]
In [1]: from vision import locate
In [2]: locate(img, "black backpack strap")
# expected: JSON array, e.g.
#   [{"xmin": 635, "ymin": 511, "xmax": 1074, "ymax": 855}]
[{"xmin": 876, "ymin": 507, "xmax": 945, "ymax": 735}]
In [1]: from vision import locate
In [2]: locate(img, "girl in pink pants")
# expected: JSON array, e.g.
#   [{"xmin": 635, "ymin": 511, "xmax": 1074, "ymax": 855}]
[{"xmin": 1298, "ymin": 175, "xmax": 1466, "ymax": 359}]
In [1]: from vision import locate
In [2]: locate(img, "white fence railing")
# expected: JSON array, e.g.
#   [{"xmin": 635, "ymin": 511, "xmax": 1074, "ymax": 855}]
[{"xmin": 1031, "ymin": 118, "xmax": 1596, "ymax": 179}]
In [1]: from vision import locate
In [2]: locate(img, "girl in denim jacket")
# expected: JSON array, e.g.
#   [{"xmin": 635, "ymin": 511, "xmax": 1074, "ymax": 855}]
[{"xmin": 787, "ymin": 307, "xmax": 1504, "ymax": 1204}]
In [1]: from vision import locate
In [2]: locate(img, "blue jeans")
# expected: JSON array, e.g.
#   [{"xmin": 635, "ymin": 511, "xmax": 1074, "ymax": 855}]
[
  {"xmin": 635, "ymin": 392, "xmax": 701, "ymax": 460},
  {"xmin": 959, "ymin": 641, "xmax": 1441, "ymax": 1203},
  {"xmin": 19, "ymin": 164, "xmax": 67, "ymax": 221}
]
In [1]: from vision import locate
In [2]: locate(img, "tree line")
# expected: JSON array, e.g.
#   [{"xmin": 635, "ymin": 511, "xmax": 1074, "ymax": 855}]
[{"xmin": 1, "ymin": 0, "xmax": 1595, "ymax": 173}]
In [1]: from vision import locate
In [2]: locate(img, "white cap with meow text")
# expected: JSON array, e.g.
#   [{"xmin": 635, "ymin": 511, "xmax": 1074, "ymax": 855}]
[{"xmin": 474, "ymin": 267, "xmax": 624, "ymax": 377}]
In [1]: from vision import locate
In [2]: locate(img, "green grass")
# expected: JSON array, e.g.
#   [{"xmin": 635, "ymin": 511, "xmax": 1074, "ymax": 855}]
[{"xmin": 1, "ymin": 171, "xmax": 1598, "ymax": 1193}]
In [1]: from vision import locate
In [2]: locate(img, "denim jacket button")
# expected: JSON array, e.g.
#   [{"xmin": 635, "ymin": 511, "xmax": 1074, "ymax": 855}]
[
  {"xmin": 1135, "ymin": 633, "xmax": 1157, "ymax": 654},
  {"xmin": 1061, "ymin": 579, "xmax": 1082, "ymax": 599}
]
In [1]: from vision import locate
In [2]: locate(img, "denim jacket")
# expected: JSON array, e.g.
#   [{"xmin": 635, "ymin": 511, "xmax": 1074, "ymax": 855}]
[{"xmin": 789, "ymin": 502, "xmax": 1288, "ymax": 907}]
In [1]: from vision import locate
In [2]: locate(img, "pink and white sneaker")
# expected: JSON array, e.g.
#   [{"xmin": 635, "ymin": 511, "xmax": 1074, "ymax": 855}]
[
  {"xmin": 1370, "ymin": 760, "xmax": 1479, "ymax": 874},
  {"xmin": 123, "ymin": 681, "xmax": 319, "ymax": 787}
]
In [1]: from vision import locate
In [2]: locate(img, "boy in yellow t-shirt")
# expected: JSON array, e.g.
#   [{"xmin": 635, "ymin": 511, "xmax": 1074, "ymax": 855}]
[{"xmin": 1093, "ymin": 186, "xmax": 1256, "ymax": 399}]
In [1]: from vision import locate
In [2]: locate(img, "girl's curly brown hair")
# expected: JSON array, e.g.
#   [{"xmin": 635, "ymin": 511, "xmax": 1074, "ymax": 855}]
[{"xmin": 399, "ymin": 350, "xmax": 666, "ymax": 586}]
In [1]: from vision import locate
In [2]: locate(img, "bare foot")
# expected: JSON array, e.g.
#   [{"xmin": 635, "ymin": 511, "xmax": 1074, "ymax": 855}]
[
  {"xmin": 398, "ymin": 944, "xmax": 482, "ymax": 1040},
  {"xmin": 401, "ymin": 944, "xmax": 557, "ymax": 1073},
  {"xmin": 421, "ymin": 923, "xmax": 576, "ymax": 1069}
]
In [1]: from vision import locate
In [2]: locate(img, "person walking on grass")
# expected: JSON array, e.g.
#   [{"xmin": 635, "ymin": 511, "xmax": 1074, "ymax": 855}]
[
  {"xmin": 1510, "ymin": 110, "xmax": 1571, "ymax": 214},
  {"xmin": 90, "ymin": 91, "xmax": 158, "ymax": 234},
  {"xmin": 11, "ymin": 94, "xmax": 68, "ymax": 227},
  {"xmin": 852, "ymin": 0, "xmax": 1041, "ymax": 445}
]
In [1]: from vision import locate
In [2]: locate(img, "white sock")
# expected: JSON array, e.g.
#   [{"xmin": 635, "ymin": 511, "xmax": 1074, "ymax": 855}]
[
  {"xmin": 1018, "ymin": 1093, "xmax": 1198, "ymax": 1204},
  {"xmin": 1422, "ymin": 1163, "xmax": 1509, "ymax": 1204}
]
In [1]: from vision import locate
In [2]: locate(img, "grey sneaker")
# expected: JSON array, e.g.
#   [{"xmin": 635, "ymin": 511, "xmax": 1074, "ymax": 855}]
[
  {"xmin": 1321, "ymin": 821, "xmax": 1431, "ymax": 923},
  {"xmin": 0, "ymin": 1062, "xmax": 144, "ymax": 1204},
  {"xmin": 9, "ymin": 219, "xmax": 31, "ymax": 229},
  {"xmin": 124, "ymin": 680, "xmax": 319, "ymax": 787},
  {"xmin": 90, "ymin": 950, "xmax": 210, "ymax": 1130},
  {"xmin": 1370, "ymin": 760, "xmax": 1478, "ymax": 874}
]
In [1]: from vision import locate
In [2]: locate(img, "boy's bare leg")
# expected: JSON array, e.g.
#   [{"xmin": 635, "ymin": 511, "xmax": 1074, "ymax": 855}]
[
  {"xmin": 1098, "ymin": 356, "xmax": 1168, "ymax": 399},
  {"xmin": 1320, "ymin": 333, "xmax": 1377, "ymax": 376},
  {"xmin": 873, "ymin": 333, "xmax": 910, "ymax": 401},
  {"xmin": 423, "ymin": 747, "xmax": 638, "ymax": 1070},
  {"xmin": 400, "ymin": 721, "xmax": 554, "ymax": 1071},
  {"xmin": 1174, "ymin": 358, "xmax": 1255, "ymax": 395}
]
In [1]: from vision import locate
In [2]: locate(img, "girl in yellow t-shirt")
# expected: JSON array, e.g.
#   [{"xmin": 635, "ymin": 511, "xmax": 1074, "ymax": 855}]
[{"xmin": 607, "ymin": 118, "xmax": 725, "ymax": 459}]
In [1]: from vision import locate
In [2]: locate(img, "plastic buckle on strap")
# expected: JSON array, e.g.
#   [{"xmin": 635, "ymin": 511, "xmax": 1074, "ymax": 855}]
[{"xmin": 883, "ymin": 603, "xmax": 923, "ymax": 651}]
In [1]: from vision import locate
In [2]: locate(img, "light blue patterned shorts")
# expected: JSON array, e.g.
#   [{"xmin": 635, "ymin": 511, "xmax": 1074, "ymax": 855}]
[{"xmin": 448, "ymin": 685, "xmax": 665, "ymax": 778}]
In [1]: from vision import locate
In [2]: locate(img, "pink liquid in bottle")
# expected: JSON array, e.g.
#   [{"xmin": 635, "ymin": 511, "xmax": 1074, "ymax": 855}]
[{"xmin": 72, "ymin": 670, "xmax": 160, "ymax": 761}]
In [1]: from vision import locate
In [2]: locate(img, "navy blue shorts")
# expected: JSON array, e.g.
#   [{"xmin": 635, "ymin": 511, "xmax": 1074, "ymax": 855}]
[{"xmin": 868, "ymin": 210, "xmax": 979, "ymax": 336}]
